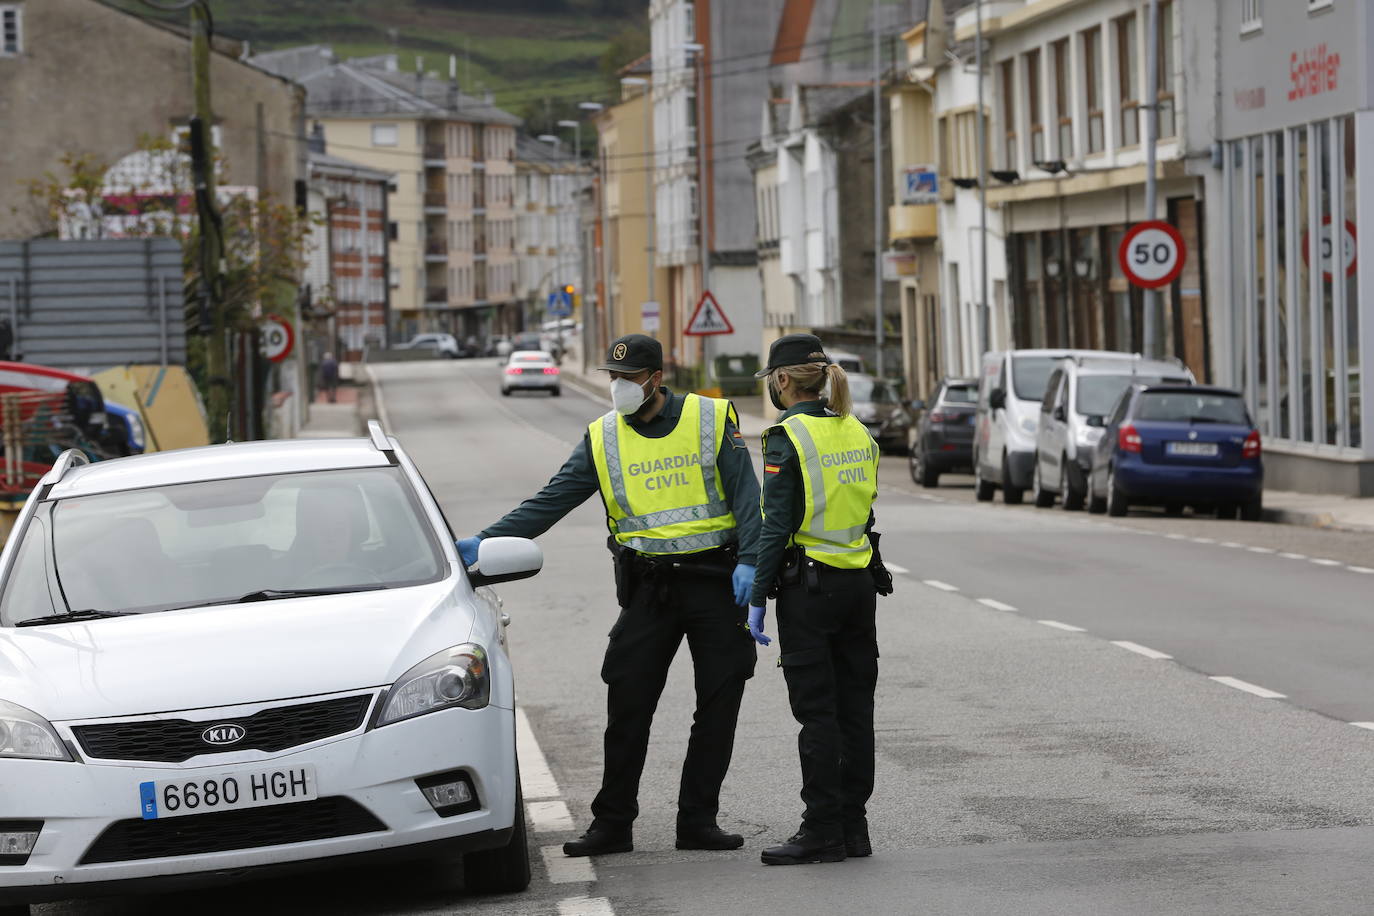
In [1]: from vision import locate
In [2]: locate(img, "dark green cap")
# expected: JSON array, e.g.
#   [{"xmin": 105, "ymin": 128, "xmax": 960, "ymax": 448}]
[
  {"xmin": 755, "ymin": 333, "xmax": 830, "ymax": 378},
  {"xmin": 599, "ymin": 333, "xmax": 662, "ymax": 372}
]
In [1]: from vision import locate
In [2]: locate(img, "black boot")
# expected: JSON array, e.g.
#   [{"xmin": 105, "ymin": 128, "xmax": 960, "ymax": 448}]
[
  {"xmin": 844, "ymin": 821, "xmax": 872, "ymax": 858},
  {"xmin": 676, "ymin": 824, "xmax": 744, "ymax": 850},
  {"xmin": 562, "ymin": 825, "xmax": 633, "ymax": 857},
  {"xmin": 760, "ymin": 828, "xmax": 846, "ymax": 866}
]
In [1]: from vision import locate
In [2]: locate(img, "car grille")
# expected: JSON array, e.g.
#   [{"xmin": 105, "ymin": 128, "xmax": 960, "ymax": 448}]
[
  {"xmin": 71, "ymin": 695, "xmax": 373, "ymax": 763},
  {"xmin": 80, "ymin": 797, "xmax": 386, "ymax": 865}
]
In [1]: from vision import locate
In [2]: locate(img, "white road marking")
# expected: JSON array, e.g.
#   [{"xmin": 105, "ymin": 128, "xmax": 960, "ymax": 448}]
[
  {"xmin": 559, "ymin": 896, "xmax": 616, "ymax": 916},
  {"xmin": 1191, "ymin": 537, "xmax": 1216, "ymax": 544},
  {"xmin": 1278, "ymin": 552, "xmax": 1307, "ymax": 560},
  {"xmin": 923, "ymin": 579, "xmax": 959, "ymax": 592},
  {"xmin": 1219, "ymin": 541, "xmax": 1244, "ymax": 548},
  {"xmin": 1349, "ymin": 566, "xmax": 1374, "ymax": 575},
  {"xmin": 884, "ymin": 562, "xmax": 910, "ymax": 575},
  {"xmin": 542, "ymin": 846, "xmax": 597, "ymax": 884},
  {"xmin": 1350, "ymin": 722, "xmax": 1374, "ymax": 731},
  {"xmin": 977, "ymin": 598, "xmax": 1018, "ymax": 612},
  {"xmin": 1246, "ymin": 546, "xmax": 1276, "ymax": 554},
  {"xmin": 528, "ymin": 799, "xmax": 575, "ymax": 834},
  {"xmin": 517, "ymin": 708, "xmax": 561, "ymax": 801},
  {"xmin": 1166, "ymin": 533, "xmax": 1188, "ymax": 540},
  {"xmin": 1310, "ymin": 558, "xmax": 1342, "ymax": 567},
  {"xmin": 1038, "ymin": 620, "xmax": 1086, "ymax": 632},
  {"xmin": 1111, "ymin": 641, "xmax": 1173, "ymax": 660},
  {"xmin": 1209, "ymin": 676, "xmax": 1286, "ymax": 699}
]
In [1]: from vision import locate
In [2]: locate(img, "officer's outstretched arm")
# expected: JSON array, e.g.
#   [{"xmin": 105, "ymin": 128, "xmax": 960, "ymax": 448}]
[{"xmin": 473, "ymin": 437, "xmax": 601, "ymax": 542}]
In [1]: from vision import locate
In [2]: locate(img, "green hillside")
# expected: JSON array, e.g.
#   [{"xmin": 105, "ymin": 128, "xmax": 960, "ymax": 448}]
[{"xmin": 108, "ymin": 0, "xmax": 647, "ymax": 132}]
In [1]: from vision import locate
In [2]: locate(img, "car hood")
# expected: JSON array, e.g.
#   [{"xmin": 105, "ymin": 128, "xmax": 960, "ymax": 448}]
[{"xmin": 0, "ymin": 582, "xmax": 474, "ymax": 721}]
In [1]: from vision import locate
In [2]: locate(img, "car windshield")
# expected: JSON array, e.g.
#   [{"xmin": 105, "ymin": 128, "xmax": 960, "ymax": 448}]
[
  {"xmin": 1135, "ymin": 392, "xmax": 1249, "ymax": 425},
  {"xmin": 942, "ymin": 384, "xmax": 977, "ymax": 405},
  {"xmin": 0, "ymin": 467, "xmax": 446, "ymax": 626},
  {"xmin": 849, "ymin": 378, "xmax": 898, "ymax": 405},
  {"xmin": 1076, "ymin": 375, "xmax": 1174, "ymax": 417},
  {"xmin": 513, "ymin": 352, "xmax": 552, "ymax": 362},
  {"xmin": 1011, "ymin": 357, "xmax": 1059, "ymax": 401}
]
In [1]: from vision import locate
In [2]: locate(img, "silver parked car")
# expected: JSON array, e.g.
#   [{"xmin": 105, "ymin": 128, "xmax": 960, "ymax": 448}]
[{"xmin": 1031, "ymin": 356, "xmax": 1195, "ymax": 509}]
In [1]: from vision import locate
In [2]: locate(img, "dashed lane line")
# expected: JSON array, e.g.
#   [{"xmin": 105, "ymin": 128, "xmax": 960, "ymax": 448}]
[
  {"xmin": 542, "ymin": 847, "xmax": 597, "ymax": 884},
  {"xmin": 923, "ymin": 579, "xmax": 959, "ymax": 592},
  {"xmin": 1278, "ymin": 552, "xmax": 1307, "ymax": 560},
  {"xmin": 1351, "ymin": 722, "xmax": 1374, "ymax": 731},
  {"xmin": 1219, "ymin": 541, "xmax": 1244, "ymax": 548},
  {"xmin": 1038, "ymin": 620, "xmax": 1087, "ymax": 633},
  {"xmin": 1310, "ymin": 558, "xmax": 1343, "ymax": 567},
  {"xmin": 516, "ymin": 708, "xmax": 561, "ymax": 801},
  {"xmin": 1209, "ymin": 676, "xmax": 1287, "ymax": 699},
  {"xmin": 1350, "ymin": 566, "xmax": 1374, "ymax": 574},
  {"xmin": 528, "ymin": 800, "xmax": 575, "ymax": 834},
  {"xmin": 559, "ymin": 896, "xmax": 617, "ymax": 916},
  {"xmin": 1111, "ymin": 640, "xmax": 1173, "ymax": 660},
  {"xmin": 1246, "ymin": 546, "xmax": 1276, "ymax": 554},
  {"xmin": 1191, "ymin": 537, "xmax": 1216, "ymax": 544},
  {"xmin": 884, "ymin": 562, "xmax": 910, "ymax": 575},
  {"xmin": 977, "ymin": 598, "xmax": 1018, "ymax": 612}
]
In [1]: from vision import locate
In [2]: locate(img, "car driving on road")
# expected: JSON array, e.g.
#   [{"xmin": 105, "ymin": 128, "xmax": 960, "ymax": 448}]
[
  {"xmin": 1032, "ymin": 357, "xmax": 1194, "ymax": 510},
  {"xmin": 0, "ymin": 422, "xmax": 540, "ymax": 910},
  {"xmin": 908, "ymin": 377, "xmax": 978, "ymax": 487},
  {"xmin": 501, "ymin": 350, "xmax": 561, "ymax": 397},
  {"xmin": 1086, "ymin": 385, "xmax": 1264, "ymax": 520}
]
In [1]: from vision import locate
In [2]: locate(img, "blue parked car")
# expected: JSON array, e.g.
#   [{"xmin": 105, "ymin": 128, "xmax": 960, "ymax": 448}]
[
  {"xmin": 1085, "ymin": 385, "xmax": 1263, "ymax": 520},
  {"xmin": 100, "ymin": 400, "xmax": 147, "ymax": 456}
]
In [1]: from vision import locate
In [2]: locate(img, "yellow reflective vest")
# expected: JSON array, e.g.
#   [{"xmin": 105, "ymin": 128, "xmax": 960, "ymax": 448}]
[
  {"xmin": 588, "ymin": 394, "xmax": 738, "ymax": 555},
  {"xmin": 770, "ymin": 412, "xmax": 878, "ymax": 569}
]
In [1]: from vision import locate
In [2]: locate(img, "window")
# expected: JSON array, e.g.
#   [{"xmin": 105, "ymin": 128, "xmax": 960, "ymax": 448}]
[
  {"xmin": 387, "ymin": 221, "xmax": 398, "ymax": 241},
  {"xmin": 371, "ymin": 124, "xmax": 399, "ymax": 147},
  {"xmin": 1049, "ymin": 40, "xmax": 1072, "ymax": 159},
  {"xmin": 1308, "ymin": 0, "xmax": 1332, "ymax": 10},
  {"xmin": 1241, "ymin": 0, "xmax": 1261, "ymax": 32},
  {"xmin": 1155, "ymin": 1, "xmax": 1176, "ymax": 139},
  {"xmin": 1000, "ymin": 60, "xmax": 1017, "ymax": 169},
  {"xmin": 1, "ymin": 5, "xmax": 21, "ymax": 56},
  {"xmin": 1082, "ymin": 28, "xmax": 1104, "ymax": 153},
  {"xmin": 1026, "ymin": 49, "xmax": 1044, "ymax": 163},
  {"xmin": 1116, "ymin": 14, "xmax": 1139, "ymax": 147},
  {"xmin": 390, "ymin": 267, "xmax": 401, "ymax": 288}
]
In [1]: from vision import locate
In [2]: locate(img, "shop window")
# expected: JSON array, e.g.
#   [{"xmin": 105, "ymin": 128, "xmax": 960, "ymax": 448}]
[
  {"xmin": 1052, "ymin": 39, "xmax": 1072, "ymax": 158},
  {"xmin": 1082, "ymin": 27, "xmax": 1105, "ymax": 154},
  {"xmin": 1116, "ymin": 14, "xmax": 1139, "ymax": 147},
  {"xmin": 1026, "ymin": 49, "xmax": 1044, "ymax": 164}
]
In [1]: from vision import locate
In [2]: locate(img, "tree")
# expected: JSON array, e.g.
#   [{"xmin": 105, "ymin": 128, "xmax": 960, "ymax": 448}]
[{"xmin": 598, "ymin": 23, "xmax": 650, "ymax": 98}]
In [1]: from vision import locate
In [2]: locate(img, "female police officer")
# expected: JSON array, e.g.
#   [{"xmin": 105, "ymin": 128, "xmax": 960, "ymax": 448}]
[{"xmin": 745, "ymin": 333, "xmax": 886, "ymax": 866}]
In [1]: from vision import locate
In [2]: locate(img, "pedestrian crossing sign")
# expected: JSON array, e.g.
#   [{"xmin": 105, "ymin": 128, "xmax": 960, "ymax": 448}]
[{"xmin": 684, "ymin": 290, "xmax": 734, "ymax": 336}]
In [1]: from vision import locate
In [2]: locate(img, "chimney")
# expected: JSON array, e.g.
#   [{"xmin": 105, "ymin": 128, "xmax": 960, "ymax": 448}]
[{"xmin": 308, "ymin": 122, "xmax": 326, "ymax": 154}]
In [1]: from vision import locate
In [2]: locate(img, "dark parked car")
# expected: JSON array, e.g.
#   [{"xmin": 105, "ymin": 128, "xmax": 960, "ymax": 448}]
[
  {"xmin": 848, "ymin": 373, "xmax": 910, "ymax": 454},
  {"xmin": 908, "ymin": 376, "xmax": 979, "ymax": 487},
  {"xmin": 1086, "ymin": 385, "xmax": 1264, "ymax": 520}
]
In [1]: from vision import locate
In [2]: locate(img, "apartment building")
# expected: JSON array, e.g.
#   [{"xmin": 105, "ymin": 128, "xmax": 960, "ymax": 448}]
[
  {"xmin": 251, "ymin": 47, "xmax": 522, "ymax": 342},
  {"xmin": 515, "ymin": 137, "xmax": 586, "ymax": 328}
]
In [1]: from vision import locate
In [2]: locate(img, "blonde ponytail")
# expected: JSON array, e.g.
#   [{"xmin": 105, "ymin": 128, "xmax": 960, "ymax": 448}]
[
  {"xmin": 774, "ymin": 360, "xmax": 853, "ymax": 416},
  {"xmin": 824, "ymin": 363, "xmax": 852, "ymax": 417}
]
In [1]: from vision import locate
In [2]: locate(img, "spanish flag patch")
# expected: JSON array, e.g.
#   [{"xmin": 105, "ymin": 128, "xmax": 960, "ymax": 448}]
[{"xmin": 764, "ymin": 464, "xmax": 781, "ymax": 474}]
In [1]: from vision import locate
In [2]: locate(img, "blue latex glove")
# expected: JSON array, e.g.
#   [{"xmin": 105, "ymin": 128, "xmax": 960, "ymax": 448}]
[
  {"xmin": 456, "ymin": 536, "xmax": 482, "ymax": 568},
  {"xmin": 731, "ymin": 563, "xmax": 756, "ymax": 607},
  {"xmin": 747, "ymin": 605, "xmax": 771, "ymax": 646}
]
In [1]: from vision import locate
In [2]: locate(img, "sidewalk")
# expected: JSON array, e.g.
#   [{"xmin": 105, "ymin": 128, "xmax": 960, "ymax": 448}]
[
  {"xmin": 296, "ymin": 382, "xmax": 362, "ymax": 439},
  {"xmin": 559, "ymin": 355, "xmax": 1374, "ymax": 532}
]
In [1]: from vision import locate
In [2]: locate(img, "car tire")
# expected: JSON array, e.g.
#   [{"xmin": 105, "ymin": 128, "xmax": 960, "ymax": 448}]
[
  {"xmin": 1240, "ymin": 496, "xmax": 1263, "ymax": 522},
  {"xmin": 551, "ymin": 387, "xmax": 561, "ymax": 397},
  {"xmin": 1002, "ymin": 453, "xmax": 1024, "ymax": 505},
  {"xmin": 974, "ymin": 456, "xmax": 995, "ymax": 502},
  {"xmin": 1060, "ymin": 457, "xmax": 1085, "ymax": 511},
  {"xmin": 0, "ymin": 905, "xmax": 31, "ymax": 916},
  {"xmin": 1032, "ymin": 459, "xmax": 1054, "ymax": 508},
  {"xmin": 1106, "ymin": 467, "xmax": 1128, "ymax": 517},
  {"xmin": 911, "ymin": 450, "xmax": 939, "ymax": 488},
  {"xmin": 501, "ymin": 388, "xmax": 511, "ymax": 397},
  {"xmin": 1164, "ymin": 502, "xmax": 1184, "ymax": 517},
  {"xmin": 464, "ymin": 779, "xmax": 532, "ymax": 894},
  {"xmin": 1215, "ymin": 502, "xmax": 1238, "ymax": 520}
]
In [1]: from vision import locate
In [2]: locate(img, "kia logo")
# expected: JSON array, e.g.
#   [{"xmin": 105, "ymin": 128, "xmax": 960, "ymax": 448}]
[{"xmin": 202, "ymin": 724, "xmax": 246, "ymax": 746}]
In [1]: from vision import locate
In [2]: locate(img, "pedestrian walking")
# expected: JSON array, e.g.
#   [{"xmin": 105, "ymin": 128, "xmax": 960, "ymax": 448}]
[
  {"xmin": 745, "ymin": 334, "xmax": 893, "ymax": 866},
  {"xmin": 319, "ymin": 352, "xmax": 340, "ymax": 403},
  {"xmin": 456, "ymin": 333, "xmax": 762, "ymax": 856}
]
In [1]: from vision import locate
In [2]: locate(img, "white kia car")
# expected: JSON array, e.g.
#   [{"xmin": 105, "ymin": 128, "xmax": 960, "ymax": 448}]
[
  {"xmin": 0, "ymin": 421, "xmax": 540, "ymax": 910},
  {"xmin": 500, "ymin": 350, "xmax": 561, "ymax": 397}
]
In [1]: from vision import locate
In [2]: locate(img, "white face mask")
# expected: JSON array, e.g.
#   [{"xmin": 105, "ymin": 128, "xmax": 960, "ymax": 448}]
[{"xmin": 611, "ymin": 376, "xmax": 652, "ymax": 415}]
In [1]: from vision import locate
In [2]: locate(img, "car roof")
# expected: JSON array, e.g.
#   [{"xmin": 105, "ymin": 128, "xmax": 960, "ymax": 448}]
[
  {"xmin": 1009, "ymin": 349, "xmax": 1136, "ymax": 360},
  {"xmin": 47, "ymin": 438, "xmax": 392, "ymax": 500},
  {"xmin": 1134, "ymin": 384, "xmax": 1242, "ymax": 397},
  {"xmin": 941, "ymin": 376, "xmax": 979, "ymax": 386},
  {"xmin": 1071, "ymin": 358, "xmax": 1189, "ymax": 377}
]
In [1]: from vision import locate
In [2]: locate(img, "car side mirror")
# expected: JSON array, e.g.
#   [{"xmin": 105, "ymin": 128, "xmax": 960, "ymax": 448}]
[
  {"xmin": 1085, "ymin": 414, "xmax": 1106, "ymax": 428},
  {"xmin": 988, "ymin": 388, "xmax": 1006, "ymax": 410},
  {"xmin": 468, "ymin": 537, "xmax": 544, "ymax": 587},
  {"xmin": 1053, "ymin": 405, "xmax": 1067, "ymax": 422}
]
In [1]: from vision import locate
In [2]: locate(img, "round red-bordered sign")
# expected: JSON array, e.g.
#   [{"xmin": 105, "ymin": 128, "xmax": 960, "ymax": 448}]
[
  {"xmin": 1118, "ymin": 220, "xmax": 1187, "ymax": 290},
  {"xmin": 1301, "ymin": 216, "xmax": 1357, "ymax": 280},
  {"xmin": 261, "ymin": 315, "xmax": 294, "ymax": 363}
]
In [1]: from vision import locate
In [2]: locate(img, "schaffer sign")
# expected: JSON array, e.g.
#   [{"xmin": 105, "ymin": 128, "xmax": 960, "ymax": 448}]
[{"xmin": 1288, "ymin": 43, "xmax": 1341, "ymax": 102}]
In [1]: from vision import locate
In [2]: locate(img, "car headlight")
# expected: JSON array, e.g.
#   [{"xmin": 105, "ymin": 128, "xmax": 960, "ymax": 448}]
[
  {"xmin": 1076, "ymin": 427, "xmax": 1105, "ymax": 449},
  {"xmin": 0, "ymin": 700, "xmax": 71, "ymax": 761},
  {"xmin": 376, "ymin": 644, "xmax": 490, "ymax": 727},
  {"xmin": 126, "ymin": 414, "xmax": 146, "ymax": 450}
]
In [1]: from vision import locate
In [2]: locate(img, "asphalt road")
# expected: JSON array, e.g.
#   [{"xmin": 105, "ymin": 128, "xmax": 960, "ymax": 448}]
[{"xmin": 42, "ymin": 359, "xmax": 1374, "ymax": 915}]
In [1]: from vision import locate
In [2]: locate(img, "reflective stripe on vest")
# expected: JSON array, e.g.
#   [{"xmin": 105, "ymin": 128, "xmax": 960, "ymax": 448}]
[
  {"xmin": 589, "ymin": 394, "xmax": 738, "ymax": 555},
  {"xmin": 774, "ymin": 413, "xmax": 878, "ymax": 569}
]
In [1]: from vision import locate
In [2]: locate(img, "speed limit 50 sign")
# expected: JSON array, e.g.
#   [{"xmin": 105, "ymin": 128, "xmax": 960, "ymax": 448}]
[{"xmin": 1118, "ymin": 220, "xmax": 1186, "ymax": 290}]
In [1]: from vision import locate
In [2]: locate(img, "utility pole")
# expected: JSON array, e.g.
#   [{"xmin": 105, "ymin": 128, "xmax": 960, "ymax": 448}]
[
  {"xmin": 872, "ymin": 0, "xmax": 885, "ymax": 379},
  {"xmin": 189, "ymin": 2, "xmax": 228, "ymax": 441},
  {"xmin": 976, "ymin": 0, "xmax": 989, "ymax": 359},
  {"xmin": 1142, "ymin": 0, "xmax": 1160, "ymax": 358}
]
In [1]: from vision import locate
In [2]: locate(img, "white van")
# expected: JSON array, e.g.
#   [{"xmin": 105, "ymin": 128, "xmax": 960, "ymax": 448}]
[{"xmin": 974, "ymin": 349, "xmax": 1137, "ymax": 504}]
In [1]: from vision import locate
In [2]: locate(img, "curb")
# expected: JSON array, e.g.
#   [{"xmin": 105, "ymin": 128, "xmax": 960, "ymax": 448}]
[{"xmin": 1262, "ymin": 505, "xmax": 1374, "ymax": 534}]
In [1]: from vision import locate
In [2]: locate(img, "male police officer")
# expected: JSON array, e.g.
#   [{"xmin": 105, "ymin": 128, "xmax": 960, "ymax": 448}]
[{"xmin": 457, "ymin": 334, "xmax": 761, "ymax": 856}]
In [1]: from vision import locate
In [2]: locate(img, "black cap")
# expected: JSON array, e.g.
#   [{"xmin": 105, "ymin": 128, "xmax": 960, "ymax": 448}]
[
  {"xmin": 599, "ymin": 333, "xmax": 663, "ymax": 373},
  {"xmin": 755, "ymin": 333, "xmax": 830, "ymax": 378}
]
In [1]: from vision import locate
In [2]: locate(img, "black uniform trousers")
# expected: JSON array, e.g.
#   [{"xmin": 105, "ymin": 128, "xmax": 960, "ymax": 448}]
[
  {"xmin": 776, "ymin": 563, "xmax": 879, "ymax": 837},
  {"xmin": 591, "ymin": 559, "xmax": 758, "ymax": 831}
]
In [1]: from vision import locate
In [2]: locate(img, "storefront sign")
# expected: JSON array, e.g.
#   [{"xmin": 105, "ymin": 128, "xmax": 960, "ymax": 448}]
[
  {"xmin": 1289, "ymin": 43, "xmax": 1341, "ymax": 102},
  {"xmin": 1301, "ymin": 216, "xmax": 1357, "ymax": 280},
  {"xmin": 882, "ymin": 250, "xmax": 917, "ymax": 281},
  {"xmin": 1118, "ymin": 221, "xmax": 1186, "ymax": 290},
  {"xmin": 902, "ymin": 165, "xmax": 939, "ymax": 205},
  {"xmin": 641, "ymin": 300, "xmax": 661, "ymax": 333}
]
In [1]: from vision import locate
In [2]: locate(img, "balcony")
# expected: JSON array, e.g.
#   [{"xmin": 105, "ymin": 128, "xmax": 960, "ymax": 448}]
[
  {"xmin": 425, "ymin": 286, "xmax": 448, "ymax": 305},
  {"xmin": 425, "ymin": 239, "xmax": 448, "ymax": 263},
  {"xmin": 889, "ymin": 204, "xmax": 938, "ymax": 241},
  {"xmin": 424, "ymin": 190, "xmax": 447, "ymax": 213},
  {"xmin": 424, "ymin": 143, "xmax": 446, "ymax": 166}
]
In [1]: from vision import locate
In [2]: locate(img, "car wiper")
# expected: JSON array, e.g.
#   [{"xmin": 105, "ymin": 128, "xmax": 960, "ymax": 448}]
[
  {"xmin": 235, "ymin": 586, "xmax": 385, "ymax": 603},
  {"xmin": 15, "ymin": 608, "xmax": 140, "ymax": 627}
]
